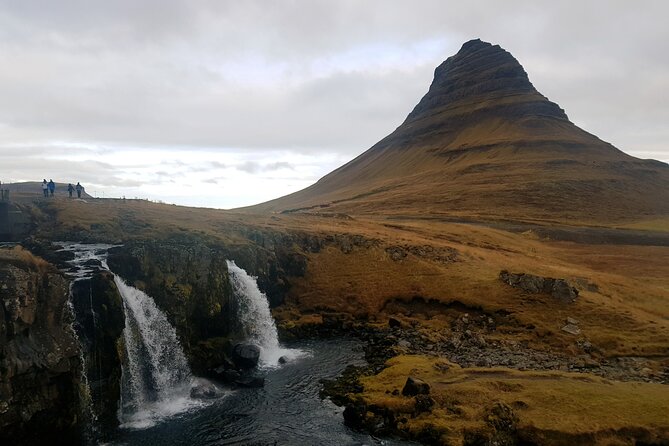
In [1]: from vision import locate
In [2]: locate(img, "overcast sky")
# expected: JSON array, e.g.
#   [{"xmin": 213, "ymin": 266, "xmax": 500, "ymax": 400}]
[{"xmin": 1, "ymin": 1, "xmax": 667, "ymax": 208}]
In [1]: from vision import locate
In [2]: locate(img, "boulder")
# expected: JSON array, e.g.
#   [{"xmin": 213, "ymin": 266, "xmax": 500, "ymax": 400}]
[
  {"xmin": 232, "ymin": 343, "xmax": 261, "ymax": 369},
  {"xmin": 388, "ymin": 317, "xmax": 402, "ymax": 329},
  {"xmin": 190, "ymin": 382, "xmax": 223, "ymax": 400},
  {"xmin": 499, "ymin": 270, "xmax": 578, "ymax": 301},
  {"xmin": 235, "ymin": 376, "xmax": 265, "ymax": 388},
  {"xmin": 402, "ymin": 376, "xmax": 430, "ymax": 396},
  {"xmin": 561, "ymin": 323, "xmax": 581, "ymax": 335}
]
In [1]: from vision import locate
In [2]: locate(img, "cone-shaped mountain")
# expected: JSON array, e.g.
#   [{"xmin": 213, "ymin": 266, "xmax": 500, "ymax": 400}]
[{"xmin": 253, "ymin": 39, "xmax": 669, "ymax": 224}]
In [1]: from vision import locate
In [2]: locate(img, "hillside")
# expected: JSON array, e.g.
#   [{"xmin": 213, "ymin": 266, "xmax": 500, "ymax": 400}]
[{"xmin": 252, "ymin": 39, "xmax": 669, "ymax": 226}]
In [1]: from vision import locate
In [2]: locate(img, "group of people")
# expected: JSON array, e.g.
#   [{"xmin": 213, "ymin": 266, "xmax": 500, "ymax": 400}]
[{"xmin": 41, "ymin": 179, "xmax": 84, "ymax": 198}]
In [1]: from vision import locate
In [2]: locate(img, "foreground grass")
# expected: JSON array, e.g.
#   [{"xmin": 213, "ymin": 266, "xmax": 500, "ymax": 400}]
[{"xmin": 357, "ymin": 355, "xmax": 669, "ymax": 445}]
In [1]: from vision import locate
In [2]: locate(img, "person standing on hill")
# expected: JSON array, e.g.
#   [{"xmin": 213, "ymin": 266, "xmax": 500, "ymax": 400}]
[
  {"xmin": 48, "ymin": 179, "xmax": 55, "ymax": 197},
  {"xmin": 67, "ymin": 183, "xmax": 74, "ymax": 198},
  {"xmin": 42, "ymin": 179, "xmax": 48, "ymax": 197},
  {"xmin": 75, "ymin": 182, "xmax": 83, "ymax": 198}
]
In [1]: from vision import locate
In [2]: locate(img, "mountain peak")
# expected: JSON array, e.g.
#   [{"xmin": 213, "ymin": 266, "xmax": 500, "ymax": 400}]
[{"xmin": 406, "ymin": 39, "xmax": 568, "ymax": 123}]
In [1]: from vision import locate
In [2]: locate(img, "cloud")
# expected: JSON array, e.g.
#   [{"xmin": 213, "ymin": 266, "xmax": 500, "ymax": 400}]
[{"xmin": 0, "ymin": 1, "xmax": 667, "ymax": 208}]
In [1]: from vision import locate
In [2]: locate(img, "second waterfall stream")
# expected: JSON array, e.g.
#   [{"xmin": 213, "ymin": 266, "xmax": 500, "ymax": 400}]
[{"xmin": 226, "ymin": 260, "xmax": 306, "ymax": 367}]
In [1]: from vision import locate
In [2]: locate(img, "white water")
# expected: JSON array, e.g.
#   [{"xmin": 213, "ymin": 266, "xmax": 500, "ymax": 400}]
[
  {"xmin": 57, "ymin": 242, "xmax": 219, "ymax": 430},
  {"xmin": 226, "ymin": 260, "xmax": 306, "ymax": 367},
  {"xmin": 114, "ymin": 276, "xmax": 207, "ymax": 429}
]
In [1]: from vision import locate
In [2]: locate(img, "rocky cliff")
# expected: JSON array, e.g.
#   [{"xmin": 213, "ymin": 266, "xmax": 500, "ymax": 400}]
[
  {"xmin": 70, "ymin": 271, "xmax": 125, "ymax": 433},
  {"xmin": 0, "ymin": 247, "xmax": 81, "ymax": 444}
]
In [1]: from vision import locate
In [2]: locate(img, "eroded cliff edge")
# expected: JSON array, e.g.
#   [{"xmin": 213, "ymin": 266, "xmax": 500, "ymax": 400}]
[{"xmin": 0, "ymin": 247, "xmax": 81, "ymax": 444}]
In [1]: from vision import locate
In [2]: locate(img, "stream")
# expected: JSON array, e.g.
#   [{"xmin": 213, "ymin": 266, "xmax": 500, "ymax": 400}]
[{"xmin": 110, "ymin": 338, "xmax": 408, "ymax": 445}]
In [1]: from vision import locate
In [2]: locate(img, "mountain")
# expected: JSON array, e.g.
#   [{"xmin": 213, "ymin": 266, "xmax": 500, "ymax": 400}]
[{"xmin": 252, "ymin": 39, "xmax": 669, "ymax": 225}]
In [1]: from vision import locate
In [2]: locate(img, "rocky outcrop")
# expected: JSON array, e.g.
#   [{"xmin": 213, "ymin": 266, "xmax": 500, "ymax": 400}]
[
  {"xmin": 0, "ymin": 248, "xmax": 81, "ymax": 444},
  {"xmin": 231, "ymin": 343, "xmax": 260, "ymax": 369},
  {"xmin": 70, "ymin": 271, "xmax": 125, "ymax": 432},
  {"xmin": 405, "ymin": 38, "xmax": 568, "ymax": 128},
  {"xmin": 106, "ymin": 234, "xmax": 235, "ymax": 375},
  {"xmin": 499, "ymin": 270, "xmax": 578, "ymax": 301}
]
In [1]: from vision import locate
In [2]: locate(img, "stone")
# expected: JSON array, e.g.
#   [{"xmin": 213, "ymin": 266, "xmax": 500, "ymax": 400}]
[
  {"xmin": 235, "ymin": 376, "xmax": 265, "ymax": 388},
  {"xmin": 190, "ymin": 383, "xmax": 223, "ymax": 400},
  {"xmin": 397, "ymin": 339, "xmax": 411, "ymax": 349},
  {"xmin": 552, "ymin": 280, "xmax": 579, "ymax": 301},
  {"xmin": 566, "ymin": 317, "xmax": 579, "ymax": 325},
  {"xmin": 561, "ymin": 323, "xmax": 581, "ymax": 335},
  {"xmin": 500, "ymin": 270, "xmax": 578, "ymax": 301},
  {"xmin": 278, "ymin": 356, "xmax": 287, "ymax": 364},
  {"xmin": 388, "ymin": 317, "xmax": 402, "ymax": 329},
  {"xmin": 232, "ymin": 343, "xmax": 261, "ymax": 369},
  {"xmin": 402, "ymin": 376, "xmax": 430, "ymax": 396}
]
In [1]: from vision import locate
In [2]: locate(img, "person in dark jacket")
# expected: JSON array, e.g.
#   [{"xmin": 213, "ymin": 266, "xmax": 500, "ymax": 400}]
[
  {"xmin": 75, "ymin": 182, "xmax": 83, "ymax": 198},
  {"xmin": 48, "ymin": 179, "xmax": 55, "ymax": 197},
  {"xmin": 67, "ymin": 183, "xmax": 74, "ymax": 198}
]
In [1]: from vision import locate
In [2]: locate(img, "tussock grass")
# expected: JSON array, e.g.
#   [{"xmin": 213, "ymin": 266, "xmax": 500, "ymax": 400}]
[{"xmin": 359, "ymin": 355, "xmax": 669, "ymax": 445}]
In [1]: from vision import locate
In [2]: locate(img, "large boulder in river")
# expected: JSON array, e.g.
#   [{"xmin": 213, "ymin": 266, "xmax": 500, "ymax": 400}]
[{"xmin": 232, "ymin": 343, "xmax": 261, "ymax": 369}]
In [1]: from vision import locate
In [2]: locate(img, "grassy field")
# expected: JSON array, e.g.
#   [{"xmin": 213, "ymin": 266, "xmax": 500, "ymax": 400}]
[{"xmin": 15, "ymin": 193, "xmax": 669, "ymax": 445}]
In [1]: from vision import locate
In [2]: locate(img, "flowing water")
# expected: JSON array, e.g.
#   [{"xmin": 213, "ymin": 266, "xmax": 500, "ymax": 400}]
[
  {"xmin": 227, "ymin": 260, "xmax": 306, "ymax": 367},
  {"xmin": 114, "ymin": 275, "xmax": 206, "ymax": 429},
  {"xmin": 57, "ymin": 244, "xmax": 412, "ymax": 445}
]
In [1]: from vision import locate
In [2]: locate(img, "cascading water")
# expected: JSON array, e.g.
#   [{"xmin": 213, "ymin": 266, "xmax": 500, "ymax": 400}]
[
  {"xmin": 226, "ymin": 260, "xmax": 305, "ymax": 367},
  {"xmin": 57, "ymin": 242, "xmax": 218, "ymax": 431},
  {"xmin": 114, "ymin": 275, "xmax": 204, "ymax": 428}
]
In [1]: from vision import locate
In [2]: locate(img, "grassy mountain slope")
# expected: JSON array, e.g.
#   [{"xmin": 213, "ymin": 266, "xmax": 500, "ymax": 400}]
[{"xmin": 252, "ymin": 39, "xmax": 669, "ymax": 225}]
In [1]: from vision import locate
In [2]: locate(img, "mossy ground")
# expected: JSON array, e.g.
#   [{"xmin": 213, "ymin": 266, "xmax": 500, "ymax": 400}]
[{"xmin": 355, "ymin": 355, "xmax": 669, "ymax": 445}]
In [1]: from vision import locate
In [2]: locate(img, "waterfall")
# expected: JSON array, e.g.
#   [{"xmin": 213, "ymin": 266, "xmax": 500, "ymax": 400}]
[
  {"xmin": 114, "ymin": 275, "xmax": 200, "ymax": 429},
  {"xmin": 57, "ymin": 242, "xmax": 214, "ymax": 431},
  {"xmin": 226, "ymin": 260, "xmax": 305, "ymax": 367}
]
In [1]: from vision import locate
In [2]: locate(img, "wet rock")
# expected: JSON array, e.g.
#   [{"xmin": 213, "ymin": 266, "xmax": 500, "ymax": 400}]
[
  {"xmin": 216, "ymin": 369, "xmax": 242, "ymax": 383},
  {"xmin": 278, "ymin": 356, "xmax": 287, "ymax": 364},
  {"xmin": 402, "ymin": 376, "xmax": 430, "ymax": 396},
  {"xmin": 235, "ymin": 376, "xmax": 265, "ymax": 388},
  {"xmin": 232, "ymin": 343, "xmax": 261, "ymax": 369},
  {"xmin": 190, "ymin": 383, "xmax": 223, "ymax": 400}
]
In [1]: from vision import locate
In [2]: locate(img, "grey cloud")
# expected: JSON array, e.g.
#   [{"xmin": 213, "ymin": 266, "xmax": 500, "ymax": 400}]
[
  {"xmin": 0, "ymin": 0, "xmax": 666, "ymax": 164},
  {"xmin": 264, "ymin": 162, "xmax": 294, "ymax": 171},
  {"xmin": 236, "ymin": 161, "xmax": 261, "ymax": 174}
]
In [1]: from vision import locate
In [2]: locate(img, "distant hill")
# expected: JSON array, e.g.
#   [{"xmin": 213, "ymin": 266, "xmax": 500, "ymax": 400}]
[{"xmin": 251, "ymin": 39, "xmax": 669, "ymax": 225}]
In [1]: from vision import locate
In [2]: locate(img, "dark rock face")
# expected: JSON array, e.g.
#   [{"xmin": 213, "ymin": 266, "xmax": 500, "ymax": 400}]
[
  {"xmin": 231, "ymin": 343, "xmax": 260, "ymax": 369},
  {"xmin": 401, "ymin": 376, "xmax": 431, "ymax": 396},
  {"xmin": 70, "ymin": 271, "xmax": 125, "ymax": 431},
  {"xmin": 406, "ymin": 39, "xmax": 568, "ymax": 125},
  {"xmin": 499, "ymin": 270, "xmax": 578, "ymax": 301},
  {"xmin": 106, "ymin": 234, "xmax": 235, "ymax": 374},
  {"xmin": 0, "ymin": 252, "xmax": 81, "ymax": 444}
]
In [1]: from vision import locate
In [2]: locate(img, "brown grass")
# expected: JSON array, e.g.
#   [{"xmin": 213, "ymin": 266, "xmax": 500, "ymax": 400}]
[{"xmin": 358, "ymin": 355, "xmax": 669, "ymax": 445}]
